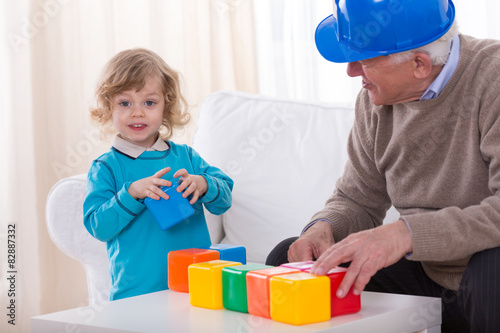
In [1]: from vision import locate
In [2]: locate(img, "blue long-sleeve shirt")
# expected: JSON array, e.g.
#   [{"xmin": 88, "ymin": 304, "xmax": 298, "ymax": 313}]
[{"xmin": 83, "ymin": 140, "xmax": 233, "ymax": 300}]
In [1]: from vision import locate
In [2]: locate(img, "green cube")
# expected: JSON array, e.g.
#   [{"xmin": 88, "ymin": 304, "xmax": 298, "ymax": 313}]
[{"xmin": 222, "ymin": 264, "xmax": 272, "ymax": 313}]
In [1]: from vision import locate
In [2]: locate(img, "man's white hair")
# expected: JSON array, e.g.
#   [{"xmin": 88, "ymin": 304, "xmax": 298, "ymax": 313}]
[{"xmin": 390, "ymin": 20, "xmax": 459, "ymax": 65}]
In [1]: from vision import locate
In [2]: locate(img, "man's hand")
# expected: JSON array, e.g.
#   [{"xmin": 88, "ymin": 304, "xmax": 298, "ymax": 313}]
[
  {"xmin": 309, "ymin": 220, "xmax": 413, "ymax": 298},
  {"xmin": 288, "ymin": 220, "xmax": 336, "ymax": 262}
]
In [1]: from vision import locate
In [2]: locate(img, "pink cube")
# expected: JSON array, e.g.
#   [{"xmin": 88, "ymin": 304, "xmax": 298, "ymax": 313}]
[{"xmin": 280, "ymin": 261, "xmax": 315, "ymax": 271}]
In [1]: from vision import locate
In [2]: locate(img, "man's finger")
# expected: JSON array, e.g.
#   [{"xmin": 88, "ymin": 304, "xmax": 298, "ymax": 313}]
[
  {"xmin": 288, "ymin": 240, "xmax": 314, "ymax": 262},
  {"xmin": 311, "ymin": 244, "xmax": 347, "ymax": 275},
  {"xmin": 336, "ymin": 257, "xmax": 365, "ymax": 297}
]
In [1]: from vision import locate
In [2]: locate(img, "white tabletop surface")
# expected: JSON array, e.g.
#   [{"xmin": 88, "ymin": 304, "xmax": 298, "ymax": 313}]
[{"xmin": 31, "ymin": 290, "xmax": 441, "ymax": 333}]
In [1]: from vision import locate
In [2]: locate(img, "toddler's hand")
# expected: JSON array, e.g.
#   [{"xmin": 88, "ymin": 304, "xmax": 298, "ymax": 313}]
[
  {"xmin": 174, "ymin": 169, "xmax": 208, "ymax": 204},
  {"xmin": 128, "ymin": 167, "xmax": 172, "ymax": 200}
]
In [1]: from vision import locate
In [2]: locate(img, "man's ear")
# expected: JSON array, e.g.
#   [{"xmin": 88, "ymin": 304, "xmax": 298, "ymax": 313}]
[{"xmin": 412, "ymin": 52, "xmax": 434, "ymax": 79}]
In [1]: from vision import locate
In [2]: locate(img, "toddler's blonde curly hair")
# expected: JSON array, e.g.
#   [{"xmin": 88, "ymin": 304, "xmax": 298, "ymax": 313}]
[{"xmin": 90, "ymin": 48, "xmax": 190, "ymax": 140}]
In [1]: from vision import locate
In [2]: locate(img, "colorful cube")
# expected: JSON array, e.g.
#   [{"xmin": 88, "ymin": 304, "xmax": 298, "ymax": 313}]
[
  {"xmin": 168, "ymin": 248, "xmax": 220, "ymax": 292},
  {"xmin": 188, "ymin": 260, "xmax": 242, "ymax": 309},
  {"xmin": 280, "ymin": 261, "xmax": 315, "ymax": 271},
  {"xmin": 246, "ymin": 266, "xmax": 301, "ymax": 318},
  {"xmin": 221, "ymin": 264, "xmax": 272, "ymax": 313},
  {"xmin": 207, "ymin": 244, "xmax": 246, "ymax": 264},
  {"xmin": 325, "ymin": 267, "xmax": 361, "ymax": 317},
  {"xmin": 144, "ymin": 181, "xmax": 194, "ymax": 230},
  {"xmin": 270, "ymin": 272, "xmax": 331, "ymax": 325}
]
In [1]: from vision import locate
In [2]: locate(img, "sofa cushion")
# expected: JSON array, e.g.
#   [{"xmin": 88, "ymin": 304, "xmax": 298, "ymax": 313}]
[{"xmin": 193, "ymin": 91, "xmax": 358, "ymax": 263}]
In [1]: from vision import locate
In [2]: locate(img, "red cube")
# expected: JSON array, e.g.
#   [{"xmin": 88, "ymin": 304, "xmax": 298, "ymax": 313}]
[
  {"xmin": 323, "ymin": 267, "xmax": 361, "ymax": 317},
  {"xmin": 168, "ymin": 248, "xmax": 220, "ymax": 292}
]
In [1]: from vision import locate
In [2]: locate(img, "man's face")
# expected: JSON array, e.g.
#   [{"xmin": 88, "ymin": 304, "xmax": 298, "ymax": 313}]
[{"xmin": 347, "ymin": 55, "xmax": 422, "ymax": 106}]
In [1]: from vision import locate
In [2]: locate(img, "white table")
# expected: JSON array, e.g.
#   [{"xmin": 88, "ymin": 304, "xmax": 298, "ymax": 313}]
[{"xmin": 31, "ymin": 290, "xmax": 441, "ymax": 333}]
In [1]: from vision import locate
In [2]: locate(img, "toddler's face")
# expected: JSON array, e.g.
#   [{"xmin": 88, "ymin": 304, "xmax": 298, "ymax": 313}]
[{"xmin": 111, "ymin": 76, "xmax": 165, "ymax": 148}]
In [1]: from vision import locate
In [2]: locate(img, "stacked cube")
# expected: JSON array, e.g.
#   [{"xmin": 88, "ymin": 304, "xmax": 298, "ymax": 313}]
[{"xmin": 168, "ymin": 246, "xmax": 361, "ymax": 326}]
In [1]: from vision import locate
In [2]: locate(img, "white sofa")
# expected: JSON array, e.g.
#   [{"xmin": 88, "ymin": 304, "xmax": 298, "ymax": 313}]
[{"xmin": 46, "ymin": 90, "xmax": 399, "ymax": 306}]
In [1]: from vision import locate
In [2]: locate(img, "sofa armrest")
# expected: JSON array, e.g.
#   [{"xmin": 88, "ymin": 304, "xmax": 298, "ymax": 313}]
[{"xmin": 46, "ymin": 174, "xmax": 110, "ymax": 306}]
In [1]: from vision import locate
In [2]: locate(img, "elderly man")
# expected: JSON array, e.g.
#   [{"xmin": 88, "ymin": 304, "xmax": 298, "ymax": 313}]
[{"xmin": 266, "ymin": 0, "xmax": 500, "ymax": 332}]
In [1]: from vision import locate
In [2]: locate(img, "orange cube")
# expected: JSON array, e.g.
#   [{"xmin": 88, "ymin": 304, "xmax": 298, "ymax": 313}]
[
  {"xmin": 246, "ymin": 266, "xmax": 301, "ymax": 318},
  {"xmin": 168, "ymin": 248, "xmax": 220, "ymax": 292}
]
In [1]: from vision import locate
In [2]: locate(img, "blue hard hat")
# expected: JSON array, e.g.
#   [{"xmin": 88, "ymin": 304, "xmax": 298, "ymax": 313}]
[{"xmin": 315, "ymin": 0, "xmax": 455, "ymax": 63}]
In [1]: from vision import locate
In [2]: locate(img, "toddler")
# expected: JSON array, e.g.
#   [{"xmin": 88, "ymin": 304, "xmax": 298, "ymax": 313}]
[{"xmin": 83, "ymin": 48, "xmax": 233, "ymax": 301}]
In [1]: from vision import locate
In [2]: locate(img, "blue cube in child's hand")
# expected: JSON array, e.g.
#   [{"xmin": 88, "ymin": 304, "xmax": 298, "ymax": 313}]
[{"xmin": 144, "ymin": 180, "xmax": 194, "ymax": 230}]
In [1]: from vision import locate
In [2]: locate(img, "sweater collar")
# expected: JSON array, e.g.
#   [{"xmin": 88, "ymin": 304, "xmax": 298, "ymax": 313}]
[
  {"xmin": 112, "ymin": 134, "xmax": 169, "ymax": 159},
  {"xmin": 398, "ymin": 34, "xmax": 472, "ymax": 110},
  {"xmin": 420, "ymin": 34, "xmax": 460, "ymax": 101}
]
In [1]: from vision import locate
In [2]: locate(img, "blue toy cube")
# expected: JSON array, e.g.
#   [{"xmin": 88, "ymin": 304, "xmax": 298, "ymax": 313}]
[
  {"xmin": 144, "ymin": 180, "xmax": 194, "ymax": 230},
  {"xmin": 208, "ymin": 244, "xmax": 246, "ymax": 264}
]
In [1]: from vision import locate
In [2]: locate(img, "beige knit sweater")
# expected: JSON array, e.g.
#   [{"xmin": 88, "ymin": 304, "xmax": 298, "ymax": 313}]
[{"xmin": 310, "ymin": 34, "xmax": 500, "ymax": 291}]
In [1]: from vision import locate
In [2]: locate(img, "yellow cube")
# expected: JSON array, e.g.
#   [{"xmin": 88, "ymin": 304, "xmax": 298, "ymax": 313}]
[
  {"xmin": 188, "ymin": 260, "xmax": 242, "ymax": 309},
  {"xmin": 270, "ymin": 272, "xmax": 331, "ymax": 325}
]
